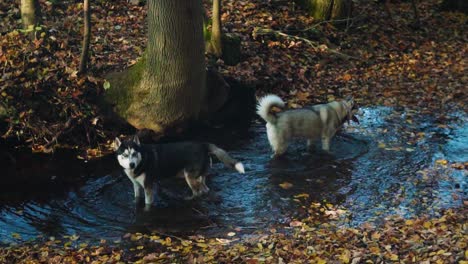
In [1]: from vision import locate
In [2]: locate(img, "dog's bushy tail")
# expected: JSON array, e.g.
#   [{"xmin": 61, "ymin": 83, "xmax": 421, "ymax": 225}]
[
  {"xmin": 207, "ymin": 144, "xmax": 245, "ymax": 174},
  {"xmin": 256, "ymin": 94, "xmax": 285, "ymax": 124}
]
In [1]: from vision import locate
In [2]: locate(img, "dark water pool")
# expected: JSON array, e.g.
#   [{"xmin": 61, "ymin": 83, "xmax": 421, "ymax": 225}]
[{"xmin": 0, "ymin": 107, "xmax": 466, "ymax": 244}]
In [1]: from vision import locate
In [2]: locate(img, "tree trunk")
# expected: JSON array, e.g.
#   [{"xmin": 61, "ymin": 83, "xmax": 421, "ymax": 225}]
[
  {"xmin": 440, "ymin": 0, "xmax": 468, "ymax": 13},
  {"xmin": 79, "ymin": 0, "xmax": 91, "ymax": 74},
  {"xmin": 21, "ymin": 0, "xmax": 41, "ymax": 30},
  {"xmin": 207, "ymin": 0, "xmax": 222, "ymax": 57},
  {"xmin": 297, "ymin": 0, "xmax": 350, "ymax": 21},
  {"xmin": 410, "ymin": 0, "xmax": 420, "ymax": 23},
  {"xmin": 382, "ymin": 0, "xmax": 420, "ymax": 25},
  {"xmin": 105, "ymin": 0, "xmax": 206, "ymax": 132}
]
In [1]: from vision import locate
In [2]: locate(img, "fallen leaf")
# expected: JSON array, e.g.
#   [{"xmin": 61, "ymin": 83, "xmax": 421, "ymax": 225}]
[
  {"xmin": 216, "ymin": 238, "xmax": 232, "ymax": 244},
  {"xmin": 342, "ymin": 73, "xmax": 352, "ymax": 81},
  {"xmin": 279, "ymin": 182, "xmax": 293, "ymax": 189},
  {"xmin": 294, "ymin": 193, "xmax": 309, "ymax": 199},
  {"xmin": 289, "ymin": 220, "xmax": 302, "ymax": 227}
]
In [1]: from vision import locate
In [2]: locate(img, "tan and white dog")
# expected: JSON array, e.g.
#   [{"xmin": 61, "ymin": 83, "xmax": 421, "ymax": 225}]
[{"xmin": 257, "ymin": 94, "xmax": 358, "ymax": 158}]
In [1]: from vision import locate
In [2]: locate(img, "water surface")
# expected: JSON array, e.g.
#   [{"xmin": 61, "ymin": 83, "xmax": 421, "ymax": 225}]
[{"xmin": 0, "ymin": 107, "xmax": 466, "ymax": 244}]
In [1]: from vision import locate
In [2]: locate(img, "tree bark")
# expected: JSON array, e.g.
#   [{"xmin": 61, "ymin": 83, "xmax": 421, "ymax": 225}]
[
  {"xmin": 106, "ymin": 0, "xmax": 206, "ymax": 132},
  {"xmin": 208, "ymin": 0, "xmax": 222, "ymax": 57},
  {"xmin": 79, "ymin": 0, "xmax": 91, "ymax": 74},
  {"xmin": 21, "ymin": 0, "xmax": 41, "ymax": 30}
]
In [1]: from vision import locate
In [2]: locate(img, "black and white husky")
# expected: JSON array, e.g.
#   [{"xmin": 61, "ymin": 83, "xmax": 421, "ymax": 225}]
[
  {"xmin": 257, "ymin": 94, "xmax": 359, "ymax": 158},
  {"xmin": 114, "ymin": 136, "xmax": 245, "ymax": 207}
]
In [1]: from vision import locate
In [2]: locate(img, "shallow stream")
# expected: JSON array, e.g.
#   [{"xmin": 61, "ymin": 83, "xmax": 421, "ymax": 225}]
[{"xmin": 0, "ymin": 107, "xmax": 466, "ymax": 244}]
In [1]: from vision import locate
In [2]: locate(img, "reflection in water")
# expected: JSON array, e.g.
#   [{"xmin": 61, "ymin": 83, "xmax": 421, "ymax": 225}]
[{"xmin": 0, "ymin": 107, "xmax": 466, "ymax": 244}]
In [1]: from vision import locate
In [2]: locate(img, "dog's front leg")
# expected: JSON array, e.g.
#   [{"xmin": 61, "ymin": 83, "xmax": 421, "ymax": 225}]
[
  {"xmin": 132, "ymin": 181, "xmax": 142, "ymax": 201},
  {"xmin": 321, "ymin": 136, "xmax": 331, "ymax": 152},
  {"xmin": 307, "ymin": 139, "xmax": 315, "ymax": 151}
]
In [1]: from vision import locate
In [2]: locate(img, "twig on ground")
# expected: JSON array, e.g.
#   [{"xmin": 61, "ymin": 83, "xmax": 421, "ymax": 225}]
[
  {"xmin": 192, "ymin": 207, "xmax": 217, "ymax": 226},
  {"xmin": 254, "ymin": 28, "xmax": 361, "ymax": 61},
  {"xmin": 150, "ymin": 231, "xmax": 186, "ymax": 242},
  {"xmin": 285, "ymin": 16, "xmax": 362, "ymax": 32}
]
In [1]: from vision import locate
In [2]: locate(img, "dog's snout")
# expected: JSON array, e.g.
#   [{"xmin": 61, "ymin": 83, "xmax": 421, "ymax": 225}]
[{"xmin": 129, "ymin": 162, "xmax": 135, "ymax": 169}]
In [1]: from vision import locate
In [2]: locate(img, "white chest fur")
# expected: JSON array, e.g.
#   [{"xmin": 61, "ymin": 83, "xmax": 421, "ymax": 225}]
[{"xmin": 125, "ymin": 169, "xmax": 146, "ymax": 188}]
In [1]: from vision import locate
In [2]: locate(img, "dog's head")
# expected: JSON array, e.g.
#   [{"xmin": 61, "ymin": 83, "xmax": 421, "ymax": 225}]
[
  {"xmin": 343, "ymin": 96, "xmax": 359, "ymax": 125},
  {"xmin": 113, "ymin": 135, "xmax": 143, "ymax": 171}
]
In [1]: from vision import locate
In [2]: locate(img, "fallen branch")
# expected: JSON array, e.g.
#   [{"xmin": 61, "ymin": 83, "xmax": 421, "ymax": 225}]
[
  {"xmin": 43, "ymin": 117, "xmax": 75, "ymax": 152},
  {"xmin": 285, "ymin": 16, "xmax": 362, "ymax": 32},
  {"xmin": 254, "ymin": 28, "xmax": 361, "ymax": 61}
]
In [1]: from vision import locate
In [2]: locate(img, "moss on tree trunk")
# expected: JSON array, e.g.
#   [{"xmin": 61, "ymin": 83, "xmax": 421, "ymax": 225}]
[
  {"xmin": 207, "ymin": 0, "xmax": 222, "ymax": 57},
  {"xmin": 105, "ymin": 1, "xmax": 205, "ymax": 133},
  {"xmin": 105, "ymin": 55, "xmax": 146, "ymax": 119},
  {"xmin": 296, "ymin": 0, "xmax": 351, "ymax": 21}
]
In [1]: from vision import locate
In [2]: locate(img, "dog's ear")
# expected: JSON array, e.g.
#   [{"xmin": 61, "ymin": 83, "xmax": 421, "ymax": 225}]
[
  {"xmin": 113, "ymin": 137, "xmax": 121, "ymax": 151},
  {"xmin": 133, "ymin": 135, "xmax": 141, "ymax": 146}
]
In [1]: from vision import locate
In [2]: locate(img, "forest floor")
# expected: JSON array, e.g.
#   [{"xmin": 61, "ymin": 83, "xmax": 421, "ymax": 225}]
[
  {"xmin": 0, "ymin": 0, "xmax": 466, "ymax": 153},
  {"xmin": 0, "ymin": 0, "xmax": 467, "ymax": 262}
]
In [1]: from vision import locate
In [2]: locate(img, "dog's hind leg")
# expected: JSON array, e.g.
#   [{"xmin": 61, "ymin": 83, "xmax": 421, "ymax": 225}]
[
  {"xmin": 200, "ymin": 175, "xmax": 210, "ymax": 194},
  {"xmin": 184, "ymin": 170, "xmax": 203, "ymax": 200},
  {"xmin": 269, "ymin": 134, "xmax": 288, "ymax": 158},
  {"xmin": 271, "ymin": 140, "xmax": 288, "ymax": 158},
  {"xmin": 267, "ymin": 125, "xmax": 287, "ymax": 158}
]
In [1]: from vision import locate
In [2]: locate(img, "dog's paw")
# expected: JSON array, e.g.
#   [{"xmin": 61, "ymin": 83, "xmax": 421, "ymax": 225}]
[
  {"xmin": 271, "ymin": 153, "xmax": 283, "ymax": 159},
  {"xmin": 202, "ymin": 186, "xmax": 210, "ymax": 194},
  {"xmin": 184, "ymin": 195, "xmax": 195, "ymax": 201},
  {"xmin": 144, "ymin": 204, "xmax": 152, "ymax": 212}
]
